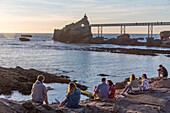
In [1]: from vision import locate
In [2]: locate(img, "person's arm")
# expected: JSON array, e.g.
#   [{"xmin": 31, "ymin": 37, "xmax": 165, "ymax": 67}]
[
  {"xmin": 45, "ymin": 96, "xmax": 49, "ymax": 105},
  {"xmin": 157, "ymin": 68, "xmax": 161, "ymax": 77},
  {"xmin": 42, "ymin": 85, "xmax": 48, "ymax": 104},
  {"xmin": 141, "ymin": 80, "xmax": 144, "ymax": 86},
  {"xmin": 31, "ymin": 83, "xmax": 35, "ymax": 94},
  {"xmin": 127, "ymin": 80, "xmax": 132, "ymax": 86}
]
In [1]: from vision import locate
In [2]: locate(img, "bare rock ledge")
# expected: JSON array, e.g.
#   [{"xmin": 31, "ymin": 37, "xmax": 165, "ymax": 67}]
[
  {"xmin": 0, "ymin": 66, "xmax": 87, "ymax": 95},
  {"xmin": 0, "ymin": 69, "xmax": 170, "ymax": 113}
]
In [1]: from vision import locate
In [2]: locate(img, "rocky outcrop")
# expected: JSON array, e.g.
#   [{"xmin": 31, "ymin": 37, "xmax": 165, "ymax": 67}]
[
  {"xmin": 0, "ymin": 77, "xmax": 170, "ymax": 113},
  {"xmin": 86, "ymin": 47, "xmax": 170, "ymax": 56},
  {"xmin": 90, "ymin": 37, "xmax": 105, "ymax": 44},
  {"xmin": 19, "ymin": 35, "xmax": 32, "ymax": 41},
  {"xmin": 53, "ymin": 14, "xmax": 92, "ymax": 43},
  {"xmin": 52, "ymin": 15, "xmax": 170, "ymax": 48},
  {"xmin": 90, "ymin": 34, "xmax": 140, "ymax": 45},
  {"xmin": 0, "ymin": 66, "xmax": 87, "ymax": 95},
  {"xmin": 117, "ymin": 34, "xmax": 130, "ymax": 41},
  {"xmin": 160, "ymin": 31, "xmax": 170, "ymax": 40},
  {"xmin": 19, "ymin": 37, "xmax": 30, "ymax": 41}
]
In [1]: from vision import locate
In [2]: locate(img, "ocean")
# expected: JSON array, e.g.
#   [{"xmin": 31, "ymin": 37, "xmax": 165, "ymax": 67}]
[{"xmin": 0, "ymin": 33, "xmax": 169, "ymax": 103}]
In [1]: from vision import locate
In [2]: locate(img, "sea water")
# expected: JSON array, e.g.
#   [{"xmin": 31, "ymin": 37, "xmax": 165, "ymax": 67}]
[{"xmin": 0, "ymin": 33, "xmax": 169, "ymax": 103}]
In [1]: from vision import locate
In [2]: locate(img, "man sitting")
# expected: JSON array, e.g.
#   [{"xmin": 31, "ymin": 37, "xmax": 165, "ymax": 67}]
[
  {"xmin": 158, "ymin": 64, "xmax": 168, "ymax": 77},
  {"xmin": 31, "ymin": 75, "xmax": 49, "ymax": 104},
  {"xmin": 93, "ymin": 78, "xmax": 109, "ymax": 99}
]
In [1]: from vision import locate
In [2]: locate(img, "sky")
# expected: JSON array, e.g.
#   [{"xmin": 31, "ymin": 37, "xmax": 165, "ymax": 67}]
[{"xmin": 0, "ymin": 0, "xmax": 170, "ymax": 33}]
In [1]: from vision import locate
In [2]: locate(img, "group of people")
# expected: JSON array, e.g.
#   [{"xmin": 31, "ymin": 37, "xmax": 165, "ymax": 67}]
[
  {"xmin": 121, "ymin": 64, "xmax": 168, "ymax": 95},
  {"xmin": 93, "ymin": 64, "xmax": 168, "ymax": 98},
  {"xmin": 93, "ymin": 78, "xmax": 115, "ymax": 99},
  {"xmin": 30, "ymin": 64, "xmax": 168, "ymax": 107},
  {"xmin": 31, "ymin": 75, "xmax": 81, "ymax": 108},
  {"xmin": 121, "ymin": 73, "xmax": 150, "ymax": 95}
]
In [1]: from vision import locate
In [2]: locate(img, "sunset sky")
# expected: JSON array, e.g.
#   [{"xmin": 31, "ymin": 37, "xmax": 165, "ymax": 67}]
[{"xmin": 0, "ymin": 0, "xmax": 170, "ymax": 33}]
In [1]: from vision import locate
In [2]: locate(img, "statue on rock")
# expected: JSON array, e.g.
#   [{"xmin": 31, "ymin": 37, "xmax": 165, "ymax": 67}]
[{"xmin": 52, "ymin": 14, "xmax": 92, "ymax": 43}]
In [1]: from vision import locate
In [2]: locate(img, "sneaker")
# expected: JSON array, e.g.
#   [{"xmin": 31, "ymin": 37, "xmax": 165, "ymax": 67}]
[{"xmin": 120, "ymin": 92, "xmax": 128, "ymax": 96}]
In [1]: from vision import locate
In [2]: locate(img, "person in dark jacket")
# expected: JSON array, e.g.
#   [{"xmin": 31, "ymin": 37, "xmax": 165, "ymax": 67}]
[
  {"xmin": 158, "ymin": 64, "xmax": 168, "ymax": 77},
  {"xmin": 59, "ymin": 82, "xmax": 81, "ymax": 108}
]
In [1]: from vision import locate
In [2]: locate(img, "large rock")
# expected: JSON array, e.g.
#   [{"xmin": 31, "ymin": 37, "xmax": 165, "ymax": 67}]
[
  {"xmin": 160, "ymin": 31, "xmax": 170, "ymax": 40},
  {"xmin": 0, "ymin": 66, "xmax": 87, "ymax": 95},
  {"xmin": 53, "ymin": 14, "xmax": 92, "ymax": 43},
  {"xmin": 117, "ymin": 34, "xmax": 131, "ymax": 42},
  {"xmin": 90, "ymin": 37, "xmax": 105, "ymax": 44}
]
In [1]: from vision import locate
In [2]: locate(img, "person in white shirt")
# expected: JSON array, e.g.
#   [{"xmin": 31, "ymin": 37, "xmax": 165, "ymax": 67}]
[{"xmin": 139, "ymin": 74, "xmax": 150, "ymax": 90}]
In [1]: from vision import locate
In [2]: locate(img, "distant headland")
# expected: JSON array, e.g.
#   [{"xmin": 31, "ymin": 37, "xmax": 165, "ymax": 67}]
[{"xmin": 52, "ymin": 14, "xmax": 170, "ymax": 48}]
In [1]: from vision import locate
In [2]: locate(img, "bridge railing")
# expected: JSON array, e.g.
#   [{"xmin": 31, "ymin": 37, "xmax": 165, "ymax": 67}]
[
  {"xmin": 90, "ymin": 22, "xmax": 170, "ymax": 38},
  {"xmin": 90, "ymin": 22, "xmax": 170, "ymax": 27}
]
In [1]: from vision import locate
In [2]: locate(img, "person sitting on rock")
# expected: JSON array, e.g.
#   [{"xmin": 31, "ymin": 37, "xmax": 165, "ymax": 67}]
[
  {"xmin": 107, "ymin": 80, "xmax": 115, "ymax": 98},
  {"xmin": 157, "ymin": 64, "xmax": 168, "ymax": 77},
  {"xmin": 93, "ymin": 78, "xmax": 109, "ymax": 99},
  {"xmin": 121, "ymin": 74, "xmax": 139, "ymax": 95},
  {"xmin": 59, "ymin": 82, "xmax": 81, "ymax": 108},
  {"xmin": 139, "ymin": 74, "xmax": 150, "ymax": 91},
  {"xmin": 31, "ymin": 75, "xmax": 49, "ymax": 104}
]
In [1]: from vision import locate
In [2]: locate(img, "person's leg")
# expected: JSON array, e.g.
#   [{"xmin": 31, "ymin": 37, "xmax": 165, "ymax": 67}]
[
  {"xmin": 45, "ymin": 96, "xmax": 49, "ymax": 105},
  {"xmin": 93, "ymin": 93, "xmax": 98, "ymax": 99},
  {"xmin": 139, "ymin": 86, "xmax": 145, "ymax": 91},
  {"xmin": 122, "ymin": 85, "xmax": 132, "ymax": 94},
  {"xmin": 158, "ymin": 71, "xmax": 161, "ymax": 77},
  {"xmin": 93, "ymin": 86, "xmax": 98, "ymax": 99}
]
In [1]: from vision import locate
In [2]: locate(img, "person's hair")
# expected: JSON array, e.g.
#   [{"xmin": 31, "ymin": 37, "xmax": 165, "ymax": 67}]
[
  {"xmin": 37, "ymin": 75, "xmax": 45, "ymax": 82},
  {"xmin": 101, "ymin": 78, "xmax": 106, "ymax": 82},
  {"xmin": 107, "ymin": 80, "xmax": 113, "ymax": 86},
  {"xmin": 67, "ymin": 82, "xmax": 77, "ymax": 94},
  {"xmin": 142, "ymin": 74, "xmax": 147, "ymax": 79},
  {"xmin": 130, "ymin": 74, "xmax": 135, "ymax": 81},
  {"xmin": 159, "ymin": 64, "xmax": 163, "ymax": 67}
]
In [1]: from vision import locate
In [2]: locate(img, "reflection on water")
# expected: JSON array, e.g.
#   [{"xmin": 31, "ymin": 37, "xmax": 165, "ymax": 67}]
[{"xmin": 0, "ymin": 33, "xmax": 169, "ymax": 103}]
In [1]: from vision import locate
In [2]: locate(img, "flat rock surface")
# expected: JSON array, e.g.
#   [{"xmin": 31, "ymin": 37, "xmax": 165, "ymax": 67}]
[{"xmin": 0, "ymin": 77, "xmax": 170, "ymax": 113}]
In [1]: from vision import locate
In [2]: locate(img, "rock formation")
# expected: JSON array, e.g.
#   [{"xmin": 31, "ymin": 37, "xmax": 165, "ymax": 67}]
[
  {"xmin": 0, "ymin": 66, "xmax": 87, "ymax": 95},
  {"xmin": 19, "ymin": 35, "xmax": 32, "ymax": 41},
  {"xmin": 52, "ymin": 16, "xmax": 170, "ymax": 48},
  {"xmin": 52, "ymin": 14, "xmax": 92, "ymax": 43},
  {"xmin": 160, "ymin": 31, "xmax": 170, "ymax": 40}
]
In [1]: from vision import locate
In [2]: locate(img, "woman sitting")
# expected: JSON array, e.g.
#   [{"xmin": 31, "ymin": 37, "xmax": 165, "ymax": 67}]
[
  {"xmin": 107, "ymin": 80, "xmax": 115, "ymax": 98},
  {"xmin": 121, "ymin": 74, "xmax": 139, "ymax": 95},
  {"xmin": 59, "ymin": 82, "xmax": 81, "ymax": 108},
  {"xmin": 139, "ymin": 74, "xmax": 150, "ymax": 91}
]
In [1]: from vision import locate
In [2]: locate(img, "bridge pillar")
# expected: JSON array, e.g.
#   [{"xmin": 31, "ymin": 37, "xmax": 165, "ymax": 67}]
[
  {"xmin": 98, "ymin": 26, "xmax": 99, "ymax": 37},
  {"xmin": 97, "ymin": 26, "xmax": 103, "ymax": 37},
  {"xmin": 120, "ymin": 25, "xmax": 126, "ymax": 34},
  {"xmin": 148, "ymin": 24, "xmax": 153, "ymax": 38}
]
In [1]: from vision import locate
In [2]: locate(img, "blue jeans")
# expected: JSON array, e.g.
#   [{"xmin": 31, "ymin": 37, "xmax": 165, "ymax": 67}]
[{"xmin": 123, "ymin": 85, "xmax": 132, "ymax": 93}]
